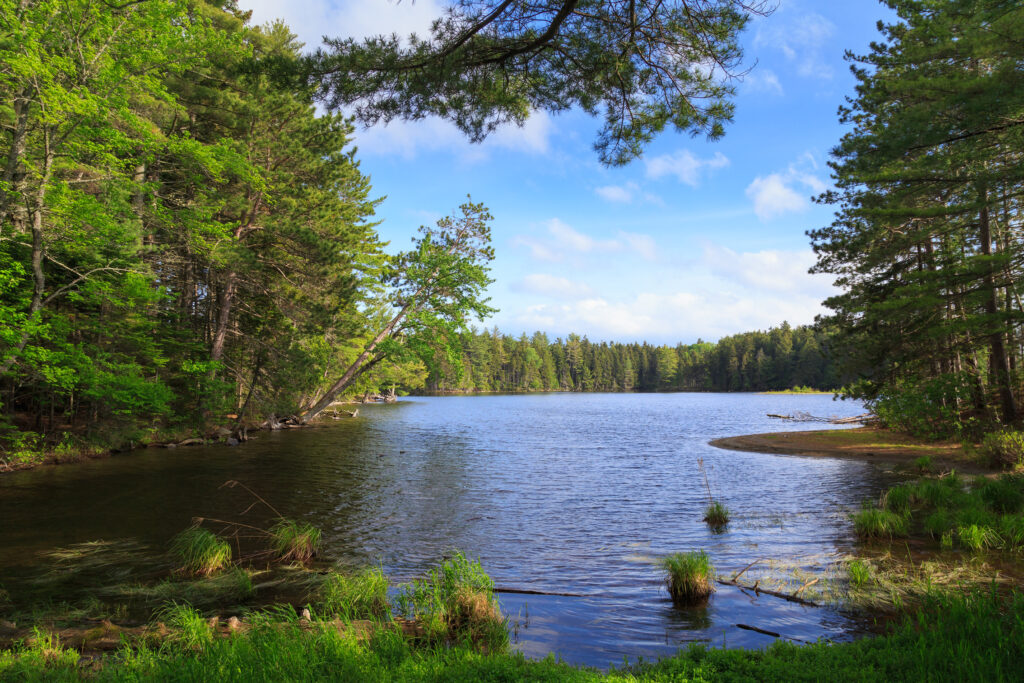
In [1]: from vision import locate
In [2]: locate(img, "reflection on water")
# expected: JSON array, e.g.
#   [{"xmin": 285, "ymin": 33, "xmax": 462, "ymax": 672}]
[{"xmin": 0, "ymin": 393, "xmax": 881, "ymax": 668}]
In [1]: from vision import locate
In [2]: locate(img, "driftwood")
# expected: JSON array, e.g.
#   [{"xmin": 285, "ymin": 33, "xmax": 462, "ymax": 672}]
[
  {"xmin": 493, "ymin": 586, "xmax": 584, "ymax": 597},
  {"xmin": 766, "ymin": 411, "xmax": 870, "ymax": 425},
  {"xmin": 717, "ymin": 578, "xmax": 821, "ymax": 607}
]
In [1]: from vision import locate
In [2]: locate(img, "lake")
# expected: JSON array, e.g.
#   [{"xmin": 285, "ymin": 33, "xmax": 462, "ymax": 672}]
[{"xmin": 0, "ymin": 392, "xmax": 881, "ymax": 668}]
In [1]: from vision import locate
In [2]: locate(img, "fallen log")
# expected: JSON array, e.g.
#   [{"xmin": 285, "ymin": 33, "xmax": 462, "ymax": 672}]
[{"xmin": 717, "ymin": 578, "xmax": 820, "ymax": 607}]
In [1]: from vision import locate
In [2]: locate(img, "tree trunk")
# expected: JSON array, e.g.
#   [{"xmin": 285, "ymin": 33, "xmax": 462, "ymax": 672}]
[{"xmin": 979, "ymin": 186, "xmax": 1018, "ymax": 423}]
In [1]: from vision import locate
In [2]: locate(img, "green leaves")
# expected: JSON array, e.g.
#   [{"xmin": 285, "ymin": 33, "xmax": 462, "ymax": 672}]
[{"xmin": 309, "ymin": 0, "xmax": 761, "ymax": 165}]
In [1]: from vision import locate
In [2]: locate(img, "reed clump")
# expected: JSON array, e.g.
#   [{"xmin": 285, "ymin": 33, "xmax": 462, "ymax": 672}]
[
  {"xmin": 395, "ymin": 552, "xmax": 507, "ymax": 651},
  {"xmin": 316, "ymin": 568, "xmax": 390, "ymax": 622},
  {"xmin": 703, "ymin": 501, "xmax": 730, "ymax": 527},
  {"xmin": 660, "ymin": 551, "xmax": 715, "ymax": 605},
  {"xmin": 268, "ymin": 519, "xmax": 321, "ymax": 564},
  {"xmin": 853, "ymin": 507, "xmax": 909, "ymax": 539},
  {"xmin": 169, "ymin": 528, "xmax": 232, "ymax": 576}
]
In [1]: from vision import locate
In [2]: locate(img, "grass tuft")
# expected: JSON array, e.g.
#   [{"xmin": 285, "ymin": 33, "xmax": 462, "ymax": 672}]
[
  {"xmin": 660, "ymin": 551, "xmax": 715, "ymax": 605},
  {"xmin": 395, "ymin": 553, "xmax": 507, "ymax": 651},
  {"xmin": 853, "ymin": 507, "xmax": 909, "ymax": 539},
  {"xmin": 317, "ymin": 567, "xmax": 390, "ymax": 622},
  {"xmin": 169, "ymin": 527, "xmax": 232, "ymax": 576},
  {"xmin": 702, "ymin": 501, "xmax": 730, "ymax": 527},
  {"xmin": 154, "ymin": 602, "xmax": 213, "ymax": 651},
  {"xmin": 268, "ymin": 519, "xmax": 321, "ymax": 565}
]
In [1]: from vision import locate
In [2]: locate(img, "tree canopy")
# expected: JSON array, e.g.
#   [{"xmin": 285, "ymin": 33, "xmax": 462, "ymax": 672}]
[
  {"xmin": 811, "ymin": 0, "xmax": 1024, "ymax": 438},
  {"xmin": 308, "ymin": 0, "xmax": 769, "ymax": 165}
]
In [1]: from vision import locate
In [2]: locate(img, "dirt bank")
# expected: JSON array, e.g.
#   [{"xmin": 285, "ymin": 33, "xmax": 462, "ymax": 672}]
[{"xmin": 709, "ymin": 427, "xmax": 990, "ymax": 475}]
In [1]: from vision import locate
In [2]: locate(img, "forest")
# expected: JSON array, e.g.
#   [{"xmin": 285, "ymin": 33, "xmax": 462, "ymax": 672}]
[{"xmin": 424, "ymin": 324, "xmax": 838, "ymax": 393}]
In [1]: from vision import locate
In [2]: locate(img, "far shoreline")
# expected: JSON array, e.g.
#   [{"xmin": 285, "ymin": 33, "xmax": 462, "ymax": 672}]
[{"xmin": 709, "ymin": 427, "xmax": 989, "ymax": 475}]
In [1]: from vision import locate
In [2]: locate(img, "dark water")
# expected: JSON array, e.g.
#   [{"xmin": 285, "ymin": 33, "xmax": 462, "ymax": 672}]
[{"xmin": 0, "ymin": 393, "xmax": 882, "ymax": 667}]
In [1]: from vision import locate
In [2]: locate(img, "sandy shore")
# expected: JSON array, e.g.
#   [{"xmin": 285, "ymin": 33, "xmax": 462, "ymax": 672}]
[{"xmin": 709, "ymin": 427, "xmax": 989, "ymax": 474}]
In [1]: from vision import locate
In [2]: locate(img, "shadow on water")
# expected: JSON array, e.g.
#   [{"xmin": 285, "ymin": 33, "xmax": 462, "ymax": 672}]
[{"xmin": 0, "ymin": 393, "xmax": 885, "ymax": 668}]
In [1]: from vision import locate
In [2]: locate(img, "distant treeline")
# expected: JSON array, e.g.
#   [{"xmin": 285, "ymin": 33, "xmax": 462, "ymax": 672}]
[{"xmin": 423, "ymin": 323, "xmax": 839, "ymax": 394}]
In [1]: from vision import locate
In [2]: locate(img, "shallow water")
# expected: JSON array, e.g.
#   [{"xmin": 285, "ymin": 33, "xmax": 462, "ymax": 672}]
[{"xmin": 0, "ymin": 392, "xmax": 882, "ymax": 667}]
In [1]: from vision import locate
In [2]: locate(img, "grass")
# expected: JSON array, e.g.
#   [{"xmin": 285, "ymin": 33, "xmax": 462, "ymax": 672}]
[
  {"xmin": 857, "ymin": 472, "xmax": 1024, "ymax": 553},
  {"xmin": 852, "ymin": 507, "xmax": 909, "ymax": 539},
  {"xmin": 154, "ymin": 603, "xmax": 214, "ymax": 651},
  {"xmin": 702, "ymin": 501, "xmax": 730, "ymax": 528},
  {"xmin": 660, "ymin": 551, "xmax": 715, "ymax": 605},
  {"xmin": 268, "ymin": 519, "xmax": 322, "ymax": 565},
  {"xmin": 169, "ymin": 528, "xmax": 232, "ymax": 576},
  {"xmin": 4, "ymin": 590, "xmax": 1024, "ymax": 681},
  {"xmin": 316, "ymin": 568, "xmax": 390, "ymax": 622},
  {"xmin": 395, "ymin": 553, "xmax": 507, "ymax": 651}
]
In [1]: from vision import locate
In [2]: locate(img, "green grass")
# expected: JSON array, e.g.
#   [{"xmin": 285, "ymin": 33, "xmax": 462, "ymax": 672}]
[
  {"xmin": 4, "ymin": 590, "xmax": 1024, "ymax": 681},
  {"xmin": 702, "ymin": 501, "xmax": 730, "ymax": 527},
  {"xmin": 169, "ymin": 528, "xmax": 232, "ymax": 576},
  {"xmin": 860, "ymin": 472, "xmax": 1024, "ymax": 552},
  {"xmin": 660, "ymin": 551, "xmax": 715, "ymax": 605},
  {"xmin": 154, "ymin": 603, "xmax": 214, "ymax": 651},
  {"xmin": 268, "ymin": 519, "xmax": 322, "ymax": 565},
  {"xmin": 913, "ymin": 455, "xmax": 933, "ymax": 473},
  {"xmin": 395, "ymin": 553, "xmax": 507, "ymax": 651},
  {"xmin": 316, "ymin": 567, "xmax": 390, "ymax": 622},
  {"xmin": 852, "ymin": 508, "xmax": 909, "ymax": 539}
]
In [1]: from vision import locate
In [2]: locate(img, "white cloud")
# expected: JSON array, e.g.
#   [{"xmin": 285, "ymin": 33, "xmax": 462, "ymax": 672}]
[
  {"xmin": 515, "ymin": 288, "xmax": 829, "ymax": 342},
  {"xmin": 512, "ymin": 220, "xmax": 656, "ymax": 262},
  {"xmin": 506, "ymin": 242, "xmax": 837, "ymax": 342},
  {"xmin": 702, "ymin": 245, "xmax": 834, "ymax": 298},
  {"xmin": 547, "ymin": 218, "xmax": 620, "ymax": 253},
  {"xmin": 595, "ymin": 184, "xmax": 635, "ymax": 203},
  {"xmin": 513, "ymin": 274, "xmax": 594, "ymax": 300},
  {"xmin": 242, "ymin": 0, "xmax": 443, "ymax": 50},
  {"xmin": 746, "ymin": 174, "xmax": 806, "ymax": 220},
  {"xmin": 645, "ymin": 150, "xmax": 729, "ymax": 186},
  {"xmin": 742, "ymin": 68, "xmax": 784, "ymax": 96},
  {"xmin": 754, "ymin": 7, "xmax": 837, "ymax": 80},
  {"xmin": 745, "ymin": 155, "xmax": 828, "ymax": 221},
  {"xmin": 353, "ymin": 110, "xmax": 553, "ymax": 161},
  {"xmin": 618, "ymin": 232, "xmax": 657, "ymax": 261}
]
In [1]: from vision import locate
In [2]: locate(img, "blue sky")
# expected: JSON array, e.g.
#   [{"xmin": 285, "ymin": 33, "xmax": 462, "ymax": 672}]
[{"xmin": 243, "ymin": 0, "xmax": 895, "ymax": 344}]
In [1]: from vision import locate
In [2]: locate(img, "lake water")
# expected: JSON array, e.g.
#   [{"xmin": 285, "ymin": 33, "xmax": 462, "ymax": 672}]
[{"xmin": 0, "ymin": 393, "xmax": 882, "ymax": 667}]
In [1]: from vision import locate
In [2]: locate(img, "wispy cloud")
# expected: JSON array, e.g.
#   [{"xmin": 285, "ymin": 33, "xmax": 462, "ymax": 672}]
[
  {"xmin": 645, "ymin": 150, "xmax": 729, "ymax": 186},
  {"xmin": 512, "ymin": 219, "xmax": 657, "ymax": 262},
  {"xmin": 594, "ymin": 181, "xmax": 663, "ymax": 205},
  {"xmin": 742, "ymin": 68, "xmax": 784, "ymax": 96},
  {"xmin": 745, "ymin": 154, "xmax": 828, "ymax": 221},
  {"xmin": 512, "ymin": 274, "xmax": 594, "ymax": 300},
  {"xmin": 754, "ymin": 6, "xmax": 837, "ymax": 80}
]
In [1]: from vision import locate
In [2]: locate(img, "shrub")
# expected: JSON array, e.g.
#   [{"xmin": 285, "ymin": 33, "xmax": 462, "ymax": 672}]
[
  {"xmin": 852, "ymin": 508, "xmax": 908, "ymax": 539},
  {"xmin": 170, "ymin": 528, "xmax": 232, "ymax": 576},
  {"xmin": 980, "ymin": 430, "xmax": 1024, "ymax": 470},
  {"xmin": 269, "ymin": 519, "xmax": 321, "ymax": 564},
  {"xmin": 317, "ymin": 568, "xmax": 390, "ymax": 622},
  {"xmin": 702, "ymin": 501, "xmax": 730, "ymax": 527},
  {"xmin": 660, "ymin": 551, "xmax": 715, "ymax": 605}
]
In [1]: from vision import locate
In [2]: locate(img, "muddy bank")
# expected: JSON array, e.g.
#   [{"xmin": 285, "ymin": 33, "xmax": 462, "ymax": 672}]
[{"xmin": 709, "ymin": 427, "xmax": 990, "ymax": 475}]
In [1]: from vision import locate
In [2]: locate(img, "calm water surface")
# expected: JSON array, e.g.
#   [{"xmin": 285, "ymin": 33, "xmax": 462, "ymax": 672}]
[{"xmin": 0, "ymin": 393, "xmax": 882, "ymax": 667}]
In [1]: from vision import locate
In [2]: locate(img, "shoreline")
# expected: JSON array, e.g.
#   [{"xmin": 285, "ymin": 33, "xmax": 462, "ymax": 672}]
[{"xmin": 709, "ymin": 427, "xmax": 989, "ymax": 474}]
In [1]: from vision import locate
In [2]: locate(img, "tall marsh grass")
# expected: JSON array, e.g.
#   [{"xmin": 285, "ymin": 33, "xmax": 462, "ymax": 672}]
[
  {"xmin": 169, "ymin": 528, "xmax": 232, "ymax": 576},
  {"xmin": 660, "ymin": 551, "xmax": 715, "ymax": 605},
  {"xmin": 268, "ymin": 519, "xmax": 321, "ymax": 564},
  {"xmin": 395, "ymin": 553, "xmax": 507, "ymax": 651},
  {"xmin": 317, "ymin": 568, "xmax": 390, "ymax": 622}
]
